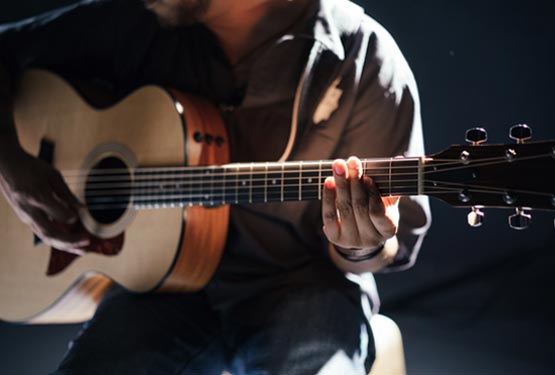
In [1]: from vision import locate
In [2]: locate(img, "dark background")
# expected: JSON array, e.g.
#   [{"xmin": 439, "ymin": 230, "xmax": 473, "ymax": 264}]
[{"xmin": 1, "ymin": 0, "xmax": 555, "ymax": 374}]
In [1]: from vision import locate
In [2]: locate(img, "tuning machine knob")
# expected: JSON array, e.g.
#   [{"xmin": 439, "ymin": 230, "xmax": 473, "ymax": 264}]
[
  {"xmin": 508, "ymin": 208, "xmax": 532, "ymax": 230},
  {"xmin": 509, "ymin": 124, "xmax": 532, "ymax": 144},
  {"xmin": 465, "ymin": 128, "xmax": 488, "ymax": 146},
  {"xmin": 467, "ymin": 206, "xmax": 484, "ymax": 227}
]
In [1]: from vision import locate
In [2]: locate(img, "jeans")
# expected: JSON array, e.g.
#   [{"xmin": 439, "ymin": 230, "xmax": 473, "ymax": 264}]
[{"xmin": 52, "ymin": 283, "xmax": 375, "ymax": 375}]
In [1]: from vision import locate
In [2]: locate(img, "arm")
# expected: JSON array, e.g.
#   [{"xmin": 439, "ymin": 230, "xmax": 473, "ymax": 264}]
[
  {"xmin": 0, "ymin": 62, "xmax": 90, "ymax": 252},
  {"xmin": 0, "ymin": 0, "xmax": 121, "ymax": 251},
  {"xmin": 323, "ymin": 18, "xmax": 431, "ymax": 274}
]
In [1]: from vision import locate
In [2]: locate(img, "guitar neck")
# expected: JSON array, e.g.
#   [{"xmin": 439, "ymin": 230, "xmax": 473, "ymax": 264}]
[{"xmin": 128, "ymin": 157, "xmax": 425, "ymax": 209}]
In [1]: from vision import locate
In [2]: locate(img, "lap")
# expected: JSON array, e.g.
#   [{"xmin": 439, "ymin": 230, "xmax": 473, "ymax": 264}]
[
  {"xmin": 52, "ymin": 288, "xmax": 227, "ymax": 375},
  {"xmin": 225, "ymin": 284, "xmax": 375, "ymax": 375},
  {"xmin": 53, "ymin": 283, "xmax": 374, "ymax": 375}
]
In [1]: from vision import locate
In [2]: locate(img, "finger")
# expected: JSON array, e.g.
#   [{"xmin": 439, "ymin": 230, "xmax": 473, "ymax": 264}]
[
  {"xmin": 347, "ymin": 157, "xmax": 380, "ymax": 245},
  {"xmin": 50, "ymin": 170, "xmax": 81, "ymax": 208},
  {"xmin": 346, "ymin": 156, "xmax": 363, "ymax": 180},
  {"xmin": 49, "ymin": 172, "xmax": 81, "ymax": 223},
  {"xmin": 322, "ymin": 177, "xmax": 340, "ymax": 243},
  {"xmin": 332, "ymin": 159, "xmax": 359, "ymax": 245},
  {"xmin": 365, "ymin": 178, "xmax": 397, "ymax": 239},
  {"xmin": 30, "ymin": 191, "xmax": 77, "ymax": 224},
  {"xmin": 28, "ymin": 208, "xmax": 90, "ymax": 250},
  {"xmin": 351, "ymin": 174, "xmax": 382, "ymax": 247}
]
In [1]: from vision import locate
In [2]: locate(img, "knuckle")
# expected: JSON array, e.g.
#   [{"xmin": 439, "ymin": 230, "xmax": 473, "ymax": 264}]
[
  {"xmin": 353, "ymin": 198, "xmax": 368, "ymax": 213},
  {"xmin": 337, "ymin": 201, "xmax": 353, "ymax": 217},
  {"xmin": 323, "ymin": 210, "xmax": 337, "ymax": 221}
]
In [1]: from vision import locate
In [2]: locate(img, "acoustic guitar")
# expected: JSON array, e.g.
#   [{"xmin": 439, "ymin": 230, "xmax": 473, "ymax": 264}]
[{"xmin": 1, "ymin": 70, "xmax": 553, "ymax": 324}]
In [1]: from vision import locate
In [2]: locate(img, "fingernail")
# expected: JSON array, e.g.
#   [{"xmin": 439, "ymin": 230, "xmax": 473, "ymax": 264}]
[
  {"xmin": 333, "ymin": 163, "xmax": 345, "ymax": 176},
  {"xmin": 324, "ymin": 177, "xmax": 335, "ymax": 189}
]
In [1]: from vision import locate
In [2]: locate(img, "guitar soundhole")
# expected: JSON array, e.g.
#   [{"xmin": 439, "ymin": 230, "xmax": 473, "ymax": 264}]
[{"xmin": 85, "ymin": 156, "xmax": 130, "ymax": 224}]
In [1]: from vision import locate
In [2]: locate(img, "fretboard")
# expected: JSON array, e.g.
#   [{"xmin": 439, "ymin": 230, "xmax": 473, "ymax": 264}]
[{"xmin": 123, "ymin": 158, "xmax": 423, "ymax": 209}]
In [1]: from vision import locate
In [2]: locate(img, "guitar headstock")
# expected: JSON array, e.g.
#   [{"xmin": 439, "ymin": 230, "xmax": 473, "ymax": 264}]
[{"xmin": 424, "ymin": 125, "xmax": 555, "ymax": 229}]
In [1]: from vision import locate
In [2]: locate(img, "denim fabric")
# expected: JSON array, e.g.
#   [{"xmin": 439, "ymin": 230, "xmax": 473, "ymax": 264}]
[{"xmin": 52, "ymin": 284, "xmax": 374, "ymax": 375}]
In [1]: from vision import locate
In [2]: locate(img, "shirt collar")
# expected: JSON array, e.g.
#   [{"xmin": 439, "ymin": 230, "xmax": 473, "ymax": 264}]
[{"xmin": 286, "ymin": 0, "xmax": 364, "ymax": 61}]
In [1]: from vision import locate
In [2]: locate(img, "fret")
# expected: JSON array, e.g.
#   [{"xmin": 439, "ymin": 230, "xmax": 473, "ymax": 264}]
[
  {"xmin": 209, "ymin": 167, "xmax": 215, "ymax": 206},
  {"xmin": 264, "ymin": 162, "xmax": 268, "ymax": 203},
  {"xmin": 194, "ymin": 167, "xmax": 204, "ymax": 206},
  {"xmin": 249, "ymin": 163, "xmax": 253, "ymax": 203},
  {"xmin": 236, "ymin": 165, "xmax": 250, "ymax": 204},
  {"xmin": 251, "ymin": 164, "xmax": 266, "ymax": 203},
  {"xmin": 235, "ymin": 165, "xmax": 242, "ymax": 204},
  {"xmin": 318, "ymin": 160, "xmax": 323, "ymax": 200},
  {"xmin": 211, "ymin": 167, "xmax": 225, "ymax": 206},
  {"xmin": 283, "ymin": 163, "xmax": 300, "ymax": 202},
  {"xmin": 201, "ymin": 168, "xmax": 212, "ymax": 205},
  {"xmin": 300, "ymin": 162, "xmax": 320, "ymax": 201},
  {"xmin": 298, "ymin": 161, "xmax": 302, "ymax": 201},
  {"xmin": 280, "ymin": 164, "xmax": 284, "ymax": 202},
  {"xmin": 223, "ymin": 165, "xmax": 237, "ymax": 204},
  {"xmin": 266, "ymin": 164, "xmax": 282, "ymax": 202}
]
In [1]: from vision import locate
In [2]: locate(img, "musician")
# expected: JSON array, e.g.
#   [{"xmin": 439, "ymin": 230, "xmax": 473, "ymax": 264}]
[{"xmin": 0, "ymin": 0, "xmax": 430, "ymax": 373}]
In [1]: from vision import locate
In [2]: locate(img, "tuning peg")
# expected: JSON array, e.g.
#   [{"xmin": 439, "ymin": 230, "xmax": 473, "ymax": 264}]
[
  {"xmin": 467, "ymin": 206, "xmax": 484, "ymax": 227},
  {"xmin": 508, "ymin": 208, "xmax": 532, "ymax": 230},
  {"xmin": 509, "ymin": 124, "xmax": 532, "ymax": 144},
  {"xmin": 465, "ymin": 127, "xmax": 488, "ymax": 146}
]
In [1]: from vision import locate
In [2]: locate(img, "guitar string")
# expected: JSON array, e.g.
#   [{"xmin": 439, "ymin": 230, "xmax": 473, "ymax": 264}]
[
  {"xmin": 61, "ymin": 152, "xmax": 553, "ymax": 185},
  {"xmin": 57, "ymin": 152, "xmax": 519, "ymax": 179},
  {"xmin": 58, "ymin": 155, "xmax": 491, "ymax": 181},
  {"xmin": 81, "ymin": 181, "xmax": 554, "ymax": 208},
  {"xmin": 60, "ymin": 150, "xmax": 545, "ymax": 177},
  {"xmin": 425, "ymin": 180, "xmax": 555, "ymax": 198},
  {"xmin": 61, "ymin": 163, "xmax": 423, "ymax": 182},
  {"xmin": 74, "ymin": 176, "xmax": 419, "ymax": 195},
  {"xmin": 59, "ymin": 158, "xmax": 425, "ymax": 177},
  {"xmin": 82, "ymin": 182, "xmax": 420, "ymax": 202},
  {"xmin": 67, "ymin": 170, "xmax": 420, "ymax": 187},
  {"xmin": 63, "ymin": 152, "xmax": 553, "ymax": 195},
  {"xmin": 80, "ymin": 182, "xmax": 551, "ymax": 211}
]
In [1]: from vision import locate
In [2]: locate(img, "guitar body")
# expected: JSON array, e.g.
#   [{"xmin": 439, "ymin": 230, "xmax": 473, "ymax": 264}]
[{"xmin": 0, "ymin": 70, "xmax": 229, "ymax": 323}]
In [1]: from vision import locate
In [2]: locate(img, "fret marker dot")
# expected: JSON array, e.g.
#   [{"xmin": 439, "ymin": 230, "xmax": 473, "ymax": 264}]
[
  {"xmin": 272, "ymin": 179, "xmax": 277, "ymax": 185},
  {"xmin": 307, "ymin": 178, "xmax": 312, "ymax": 183},
  {"xmin": 242, "ymin": 180, "xmax": 247, "ymax": 186}
]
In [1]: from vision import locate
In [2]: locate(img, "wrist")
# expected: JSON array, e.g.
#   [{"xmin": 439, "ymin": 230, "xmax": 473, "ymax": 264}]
[{"xmin": 333, "ymin": 242, "xmax": 386, "ymax": 262}]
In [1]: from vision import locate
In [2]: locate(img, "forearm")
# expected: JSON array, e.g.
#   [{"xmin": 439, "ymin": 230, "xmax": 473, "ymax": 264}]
[{"xmin": 328, "ymin": 236, "xmax": 399, "ymax": 274}]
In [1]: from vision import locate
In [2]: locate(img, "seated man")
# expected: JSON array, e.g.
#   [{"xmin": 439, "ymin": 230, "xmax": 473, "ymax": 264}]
[{"xmin": 0, "ymin": 0, "xmax": 430, "ymax": 373}]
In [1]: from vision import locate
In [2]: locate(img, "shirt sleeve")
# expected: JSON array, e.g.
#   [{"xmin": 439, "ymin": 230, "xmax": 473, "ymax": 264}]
[{"xmin": 334, "ymin": 17, "xmax": 431, "ymax": 271}]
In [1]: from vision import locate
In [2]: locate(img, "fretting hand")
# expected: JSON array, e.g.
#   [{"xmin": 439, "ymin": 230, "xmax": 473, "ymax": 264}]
[{"xmin": 322, "ymin": 156, "xmax": 400, "ymax": 266}]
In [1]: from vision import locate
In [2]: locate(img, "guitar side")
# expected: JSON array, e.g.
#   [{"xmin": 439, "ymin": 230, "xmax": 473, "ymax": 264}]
[{"xmin": 0, "ymin": 70, "xmax": 228, "ymax": 323}]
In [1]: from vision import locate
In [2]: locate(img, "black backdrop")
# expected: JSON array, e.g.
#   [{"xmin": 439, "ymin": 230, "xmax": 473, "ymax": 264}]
[{"xmin": 1, "ymin": 1, "xmax": 554, "ymax": 374}]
